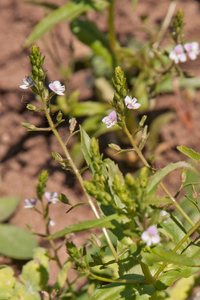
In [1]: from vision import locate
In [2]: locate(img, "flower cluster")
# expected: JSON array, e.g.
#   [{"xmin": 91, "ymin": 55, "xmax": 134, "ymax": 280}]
[
  {"xmin": 102, "ymin": 96, "xmax": 141, "ymax": 128},
  {"xmin": 169, "ymin": 42, "xmax": 199, "ymax": 64}
]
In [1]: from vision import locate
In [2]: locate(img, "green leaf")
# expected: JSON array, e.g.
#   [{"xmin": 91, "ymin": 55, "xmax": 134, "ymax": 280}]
[
  {"xmin": 159, "ymin": 215, "xmax": 188, "ymax": 251},
  {"xmin": 80, "ymin": 126, "xmax": 95, "ymax": 174},
  {"xmin": 177, "ymin": 146, "xmax": 200, "ymax": 163},
  {"xmin": 12, "ymin": 281, "xmax": 40, "ymax": 300},
  {"xmin": 167, "ymin": 275, "xmax": 198, "ymax": 300},
  {"xmin": 47, "ymin": 213, "xmax": 129, "ymax": 240},
  {"xmin": 0, "ymin": 266, "xmax": 16, "ymax": 299},
  {"xmin": 143, "ymin": 246, "xmax": 200, "ymax": 267},
  {"xmin": 70, "ymin": 19, "xmax": 113, "ymax": 66},
  {"xmin": 53, "ymin": 260, "xmax": 72, "ymax": 291},
  {"xmin": 146, "ymin": 162, "xmax": 198, "ymax": 195},
  {"xmin": 91, "ymin": 275, "xmax": 155, "ymax": 300},
  {"xmin": 25, "ymin": 0, "xmax": 109, "ymax": 46},
  {"xmin": 26, "ymin": 1, "xmax": 59, "ymax": 10},
  {"xmin": 58, "ymin": 193, "xmax": 72, "ymax": 205},
  {"xmin": 0, "ymin": 224, "xmax": 38, "ymax": 260},
  {"xmin": 143, "ymin": 196, "xmax": 172, "ymax": 206},
  {"xmin": 0, "ymin": 196, "xmax": 20, "ymax": 222},
  {"xmin": 20, "ymin": 248, "xmax": 50, "ymax": 291},
  {"xmin": 72, "ymin": 101, "xmax": 107, "ymax": 117},
  {"xmin": 66, "ymin": 202, "xmax": 87, "ymax": 214}
]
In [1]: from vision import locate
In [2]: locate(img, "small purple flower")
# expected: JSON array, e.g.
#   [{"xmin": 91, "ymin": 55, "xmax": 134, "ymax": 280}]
[
  {"xmin": 19, "ymin": 76, "xmax": 35, "ymax": 89},
  {"xmin": 45, "ymin": 192, "xmax": 59, "ymax": 204},
  {"xmin": 102, "ymin": 110, "xmax": 117, "ymax": 128},
  {"xmin": 124, "ymin": 96, "xmax": 141, "ymax": 110},
  {"xmin": 161, "ymin": 210, "xmax": 169, "ymax": 223},
  {"xmin": 169, "ymin": 44, "xmax": 187, "ymax": 64},
  {"xmin": 184, "ymin": 42, "xmax": 200, "ymax": 60},
  {"xmin": 141, "ymin": 225, "xmax": 160, "ymax": 247},
  {"xmin": 24, "ymin": 198, "xmax": 37, "ymax": 209},
  {"xmin": 49, "ymin": 81, "xmax": 65, "ymax": 95}
]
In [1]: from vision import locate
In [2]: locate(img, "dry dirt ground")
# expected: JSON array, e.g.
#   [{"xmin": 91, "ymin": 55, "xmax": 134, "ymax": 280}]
[{"xmin": 1, "ymin": 0, "xmax": 200, "ymax": 287}]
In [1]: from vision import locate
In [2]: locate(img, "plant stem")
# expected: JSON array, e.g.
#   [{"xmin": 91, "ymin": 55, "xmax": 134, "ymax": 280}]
[
  {"xmin": 154, "ymin": 218, "xmax": 200, "ymax": 279},
  {"xmin": 122, "ymin": 118, "xmax": 196, "ymax": 227},
  {"xmin": 153, "ymin": 0, "xmax": 177, "ymax": 49},
  {"xmin": 108, "ymin": 0, "xmax": 116, "ymax": 50},
  {"xmin": 42, "ymin": 98, "xmax": 119, "ymax": 263}
]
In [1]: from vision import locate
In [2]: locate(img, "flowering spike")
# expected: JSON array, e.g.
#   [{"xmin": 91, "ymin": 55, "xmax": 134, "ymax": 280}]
[
  {"xmin": 102, "ymin": 110, "xmax": 117, "ymax": 128},
  {"xmin": 141, "ymin": 225, "xmax": 160, "ymax": 246}
]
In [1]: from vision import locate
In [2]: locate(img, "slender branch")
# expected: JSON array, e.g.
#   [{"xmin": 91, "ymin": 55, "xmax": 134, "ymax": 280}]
[
  {"xmin": 42, "ymin": 98, "xmax": 119, "ymax": 263},
  {"xmin": 108, "ymin": 0, "xmax": 116, "ymax": 50},
  {"xmin": 122, "ymin": 117, "xmax": 196, "ymax": 227},
  {"xmin": 153, "ymin": 0, "xmax": 177, "ymax": 49}
]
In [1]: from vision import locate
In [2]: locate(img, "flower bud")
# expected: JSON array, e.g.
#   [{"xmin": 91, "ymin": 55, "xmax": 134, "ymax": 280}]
[
  {"xmin": 26, "ymin": 104, "xmax": 36, "ymax": 111},
  {"xmin": 69, "ymin": 118, "xmax": 77, "ymax": 133},
  {"xmin": 139, "ymin": 167, "xmax": 148, "ymax": 189},
  {"xmin": 139, "ymin": 115, "xmax": 147, "ymax": 127},
  {"xmin": 32, "ymin": 65, "xmax": 38, "ymax": 76}
]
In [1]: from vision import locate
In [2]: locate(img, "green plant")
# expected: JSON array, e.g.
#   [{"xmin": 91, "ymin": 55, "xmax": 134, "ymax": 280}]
[{"xmin": 2, "ymin": 45, "xmax": 200, "ymax": 299}]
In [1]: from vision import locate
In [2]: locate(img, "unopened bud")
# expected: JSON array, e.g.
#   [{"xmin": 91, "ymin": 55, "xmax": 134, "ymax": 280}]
[
  {"xmin": 26, "ymin": 104, "xmax": 36, "ymax": 111},
  {"xmin": 142, "ymin": 125, "xmax": 148, "ymax": 139},
  {"xmin": 139, "ymin": 115, "xmax": 147, "ymax": 127},
  {"xmin": 21, "ymin": 122, "xmax": 36, "ymax": 130},
  {"xmin": 181, "ymin": 169, "xmax": 187, "ymax": 184},
  {"xmin": 56, "ymin": 111, "xmax": 63, "ymax": 122},
  {"xmin": 192, "ymin": 185, "xmax": 198, "ymax": 200},
  {"xmin": 69, "ymin": 118, "xmax": 77, "ymax": 133},
  {"xmin": 108, "ymin": 143, "xmax": 121, "ymax": 151}
]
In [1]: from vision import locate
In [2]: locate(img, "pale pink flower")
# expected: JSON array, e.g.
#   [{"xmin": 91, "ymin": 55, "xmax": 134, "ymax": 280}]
[
  {"xmin": 184, "ymin": 42, "xmax": 200, "ymax": 60},
  {"xmin": 20, "ymin": 76, "xmax": 34, "ymax": 89},
  {"xmin": 124, "ymin": 96, "xmax": 141, "ymax": 110},
  {"xmin": 24, "ymin": 198, "xmax": 37, "ymax": 209},
  {"xmin": 102, "ymin": 110, "xmax": 117, "ymax": 128},
  {"xmin": 49, "ymin": 219, "xmax": 56, "ymax": 227},
  {"xmin": 169, "ymin": 44, "xmax": 187, "ymax": 64},
  {"xmin": 45, "ymin": 192, "xmax": 59, "ymax": 204},
  {"xmin": 49, "ymin": 81, "xmax": 65, "ymax": 95},
  {"xmin": 141, "ymin": 225, "xmax": 160, "ymax": 247}
]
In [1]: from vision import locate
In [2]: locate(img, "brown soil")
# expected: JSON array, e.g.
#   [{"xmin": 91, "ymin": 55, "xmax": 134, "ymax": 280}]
[{"xmin": 1, "ymin": 0, "xmax": 200, "ymax": 289}]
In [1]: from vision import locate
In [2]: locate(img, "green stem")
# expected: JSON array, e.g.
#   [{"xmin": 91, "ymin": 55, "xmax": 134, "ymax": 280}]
[
  {"xmin": 108, "ymin": 0, "xmax": 116, "ymax": 50},
  {"xmin": 42, "ymin": 98, "xmax": 119, "ymax": 263},
  {"xmin": 154, "ymin": 218, "xmax": 200, "ymax": 279},
  {"xmin": 122, "ymin": 118, "xmax": 196, "ymax": 228}
]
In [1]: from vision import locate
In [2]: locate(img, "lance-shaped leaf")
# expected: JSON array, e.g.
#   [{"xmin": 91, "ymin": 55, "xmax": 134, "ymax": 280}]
[
  {"xmin": 70, "ymin": 19, "xmax": 113, "ymax": 67},
  {"xmin": 146, "ymin": 162, "xmax": 198, "ymax": 195},
  {"xmin": 25, "ymin": 0, "xmax": 110, "ymax": 46},
  {"xmin": 47, "ymin": 214, "xmax": 129, "ymax": 240},
  {"xmin": 142, "ymin": 246, "xmax": 200, "ymax": 267},
  {"xmin": 91, "ymin": 274, "xmax": 155, "ymax": 300},
  {"xmin": 80, "ymin": 125, "xmax": 95, "ymax": 173},
  {"xmin": 177, "ymin": 146, "xmax": 200, "ymax": 164}
]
